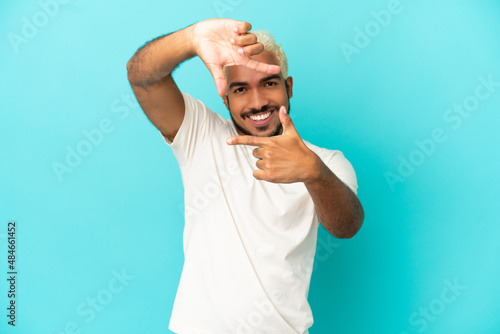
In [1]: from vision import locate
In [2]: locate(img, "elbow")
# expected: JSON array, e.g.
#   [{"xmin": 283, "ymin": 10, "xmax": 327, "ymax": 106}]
[
  {"xmin": 126, "ymin": 54, "xmax": 137, "ymax": 74},
  {"xmin": 126, "ymin": 58, "xmax": 140, "ymax": 86},
  {"xmin": 338, "ymin": 231, "xmax": 356, "ymax": 239},
  {"xmin": 322, "ymin": 194, "xmax": 365, "ymax": 239},
  {"xmin": 126, "ymin": 59, "xmax": 131, "ymax": 73},
  {"xmin": 330, "ymin": 210, "xmax": 364, "ymax": 239},
  {"xmin": 335, "ymin": 225, "xmax": 359, "ymax": 239},
  {"xmin": 344, "ymin": 201, "xmax": 364, "ymax": 239},
  {"xmin": 126, "ymin": 59, "xmax": 134, "ymax": 82},
  {"xmin": 126, "ymin": 58, "xmax": 151, "ymax": 88},
  {"xmin": 344, "ymin": 206, "xmax": 365, "ymax": 239}
]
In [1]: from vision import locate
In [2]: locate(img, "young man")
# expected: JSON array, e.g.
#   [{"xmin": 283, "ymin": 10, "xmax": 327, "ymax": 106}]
[{"xmin": 127, "ymin": 18, "xmax": 364, "ymax": 334}]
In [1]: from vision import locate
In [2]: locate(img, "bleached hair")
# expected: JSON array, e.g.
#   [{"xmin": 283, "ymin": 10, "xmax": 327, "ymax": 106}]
[{"xmin": 223, "ymin": 30, "xmax": 288, "ymax": 79}]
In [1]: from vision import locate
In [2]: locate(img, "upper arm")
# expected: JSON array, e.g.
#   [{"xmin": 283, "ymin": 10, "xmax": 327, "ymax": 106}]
[
  {"xmin": 128, "ymin": 72, "xmax": 184, "ymax": 142},
  {"xmin": 326, "ymin": 151, "xmax": 358, "ymax": 196}
]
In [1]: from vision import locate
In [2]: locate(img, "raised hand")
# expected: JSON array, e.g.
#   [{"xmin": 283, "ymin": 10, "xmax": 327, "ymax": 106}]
[
  {"xmin": 226, "ymin": 106, "xmax": 321, "ymax": 184},
  {"xmin": 192, "ymin": 19, "xmax": 281, "ymax": 97}
]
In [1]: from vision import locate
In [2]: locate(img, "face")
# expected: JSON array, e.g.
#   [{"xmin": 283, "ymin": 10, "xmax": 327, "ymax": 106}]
[{"xmin": 223, "ymin": 51, "xmax": 293, "ymax": 137}]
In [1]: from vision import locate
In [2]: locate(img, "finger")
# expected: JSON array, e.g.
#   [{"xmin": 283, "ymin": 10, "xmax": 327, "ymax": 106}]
[
  {"xmin": 252, "ymin": 147, "xmax": 264, "ymax": 159},
  {"xmin": 207, "ymin": 63, "xmax": 227, "ymax": 97},
  {"xmin": 279, "ymin": 105, "xmax": 296, "ymax": 134},
  {"xmin": 233, "ymin": 21, "xmax": 252, "ymax": 35},
  {"xmin": 252, "ymin": 169, "xmax": 266, "ymax": 181},
  {"xmin": 255, "ymin": 159, "xmax": 265, "ymax": 170},
  {"xmin": 226, "ymin": 135, "xmax": 269, "ymax": 146},
  {"xmin": 231, "ymin": 33, "xmax": 258, "ymax": 47},
  {"xmin": 240, "ymin": 57, "xmax": 281, "ymax": 75},
  {"xmin": 236, "ymin": 43, "xmax": 264, "ymax": 57}
]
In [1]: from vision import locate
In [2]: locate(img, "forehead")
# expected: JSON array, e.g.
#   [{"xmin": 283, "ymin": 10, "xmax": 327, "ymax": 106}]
[{"xmin": 225, "ymin": 51, "xmax": 281, "ymax": 84}]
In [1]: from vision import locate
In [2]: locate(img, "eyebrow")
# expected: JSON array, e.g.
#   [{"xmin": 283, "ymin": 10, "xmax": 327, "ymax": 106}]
[{"xmin": 228, "ymin": 74, "xmax": 282, "ymax": 90}]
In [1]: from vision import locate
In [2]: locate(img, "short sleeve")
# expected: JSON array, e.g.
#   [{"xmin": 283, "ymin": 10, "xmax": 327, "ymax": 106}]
[
  {"xmin": 325, "ymin": 151, "xmax": 358, "ymax": 196},
  {"xmin": 161, "ymin": 92, "xmax": 227, "ymax": 166},
  {"xmin": 303, "ymin": 141, "xmax": 359, "ymax": 196}
]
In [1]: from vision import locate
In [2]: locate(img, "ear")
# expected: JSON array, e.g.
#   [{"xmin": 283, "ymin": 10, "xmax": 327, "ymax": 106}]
[
  {"xmin": 222, "ymin": 95, "xmax": 230, "ymax": 110},
  {"xmin": 286, "ymin": 76, "xmax": 293, "ymax": 98}
]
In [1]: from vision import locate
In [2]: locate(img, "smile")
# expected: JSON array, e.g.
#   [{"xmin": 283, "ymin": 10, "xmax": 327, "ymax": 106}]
[
  {"xmin": 245, "ymin": 109, "xmax": 276, "ymax": 128},
  {"xmin": 248, "ymin": 111, "xmax": 272, "ymax": 121}
]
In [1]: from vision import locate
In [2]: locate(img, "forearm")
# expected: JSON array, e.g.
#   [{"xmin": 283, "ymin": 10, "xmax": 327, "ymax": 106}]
[
  {"xmin": 127, "ymin": 24, "xmax": 197, "ymax": 87},
  {"xmin": 304, "ymin": 155, "xmax": 364, "ymax": 239}
]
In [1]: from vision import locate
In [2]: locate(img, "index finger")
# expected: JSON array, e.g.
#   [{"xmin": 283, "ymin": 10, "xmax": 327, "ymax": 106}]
[
  {"xmin": 226, "ymin": 135, "xmax": 269, "ymax": 146},
  {"xmin": 242, "ymin": 57, "xmax": 281, "ymax": 75}
]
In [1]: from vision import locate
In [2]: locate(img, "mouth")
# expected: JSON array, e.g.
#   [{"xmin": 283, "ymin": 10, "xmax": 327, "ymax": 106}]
[{"xmin": 245, "ymin": 110, "xmax": 275, "ymax": 127}]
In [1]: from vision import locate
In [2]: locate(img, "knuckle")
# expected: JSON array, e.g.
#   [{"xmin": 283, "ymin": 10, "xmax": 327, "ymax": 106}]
[
  {"xmin": 234, "ymin": 35, "xmax": 244, "ymax": 44},
  {"xmin": 250, "ymin": 45, "xmax": 264, "ymax": 56}
]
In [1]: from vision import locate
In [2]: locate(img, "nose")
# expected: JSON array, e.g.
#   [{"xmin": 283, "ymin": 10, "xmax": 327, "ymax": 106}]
[{"xmin": 246, "ymin": 88, "xmax": 270, "ymax": 111}]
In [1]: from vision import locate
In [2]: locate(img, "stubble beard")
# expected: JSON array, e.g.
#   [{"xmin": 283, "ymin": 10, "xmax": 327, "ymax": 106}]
[{"xmin": 228, "ymin": 96, "xmax": 291, "ymax": 138}]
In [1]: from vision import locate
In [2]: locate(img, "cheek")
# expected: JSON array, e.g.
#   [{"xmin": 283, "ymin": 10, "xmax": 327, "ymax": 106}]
[
  {"xmin": 228, "ymin": 100, "xmax": 244, "ymax": 116},
  {"xmin": 228, "ymin": 107, "xmax": 242, "ymax": 122}
]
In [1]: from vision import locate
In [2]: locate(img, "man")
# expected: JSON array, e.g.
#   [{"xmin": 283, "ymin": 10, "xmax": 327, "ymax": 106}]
[{"xmin": 127, "ymin": 18, "xmax": 364, "ymax": 334}]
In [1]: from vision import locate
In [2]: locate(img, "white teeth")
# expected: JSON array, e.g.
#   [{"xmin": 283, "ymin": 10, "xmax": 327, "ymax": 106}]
[{"xmin": 249, "ymin": 111, "xmax": 271, "ymax": 121}]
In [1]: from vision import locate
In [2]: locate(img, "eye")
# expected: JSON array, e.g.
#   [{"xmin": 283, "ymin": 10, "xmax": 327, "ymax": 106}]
[
  {"xmin": 265, "ymin": 81, "xmax": 277, "ymax": 87},
  {"xmin": 234, "ymin": 87, "xmax": 245, "ymax": 93}
]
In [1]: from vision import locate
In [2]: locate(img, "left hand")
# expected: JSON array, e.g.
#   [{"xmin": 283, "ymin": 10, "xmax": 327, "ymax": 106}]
[{"xmin": 226, "ymin": 106, "xmax": 320, "ymax": 183}]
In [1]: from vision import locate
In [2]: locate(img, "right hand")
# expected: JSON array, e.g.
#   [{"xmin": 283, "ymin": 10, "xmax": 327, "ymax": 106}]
[{"xmin": 191, "ymin": 19, "xmax": 281, "ymax": 97}]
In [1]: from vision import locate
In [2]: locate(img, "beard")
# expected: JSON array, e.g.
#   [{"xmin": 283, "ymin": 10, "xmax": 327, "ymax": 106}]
[{"xmin": 227, "ymin": 95, "xmax": 291, "ymax": 138}]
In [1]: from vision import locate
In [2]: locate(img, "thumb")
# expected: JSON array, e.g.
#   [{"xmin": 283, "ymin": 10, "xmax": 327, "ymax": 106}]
[
  {"xmin": 207, "ymin": 63, "xmax": 227, "ymax": 97},
  {"xmin": 279, "ymin": 105, "xmax": 296, "ymax": 134}
]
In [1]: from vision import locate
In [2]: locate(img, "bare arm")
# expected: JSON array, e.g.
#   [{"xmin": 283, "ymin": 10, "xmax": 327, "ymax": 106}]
[
  {"xmin": 304, "ymin": 157, "xmax": 364, "ymax": 239},
  {"xmin": 126, "ymin": 19, "xmax": 281, "ymax": 142},
  {"xmin": 127, "ymin": 26, "xmax": 196, "ymax": 141}
]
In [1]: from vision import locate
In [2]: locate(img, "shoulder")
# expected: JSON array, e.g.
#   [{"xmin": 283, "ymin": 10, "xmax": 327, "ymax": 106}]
[
  {"xmin": 164, "ymin": 91, "xmax": 232, "ymax": 165},
  {"xmin": 180, "ymin": 91, "xmax": 214, "ymax": 113},
  {"xmin": 179, "ymin": 91, "xmax": 230, "ymax": 126}
]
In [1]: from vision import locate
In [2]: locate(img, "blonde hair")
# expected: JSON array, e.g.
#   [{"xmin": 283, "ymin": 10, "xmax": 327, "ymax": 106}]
[{"xmin": 223, "ymin": 30, "xmax": 288, "ymax": 79}]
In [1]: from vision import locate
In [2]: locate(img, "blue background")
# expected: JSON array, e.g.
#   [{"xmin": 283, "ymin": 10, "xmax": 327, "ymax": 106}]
[{"xmin": 1, "ymin": 0, "xmax": 499, "ymax": 333}]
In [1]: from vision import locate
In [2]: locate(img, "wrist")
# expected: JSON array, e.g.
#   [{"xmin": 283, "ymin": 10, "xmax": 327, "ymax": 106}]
[
  {"xmin": 186, "ymin": 23, "xmax": 199, "ymax": 59},
  {"xmin": 303, "ymin": 152, "xmax": 325, "ymax": 185}
]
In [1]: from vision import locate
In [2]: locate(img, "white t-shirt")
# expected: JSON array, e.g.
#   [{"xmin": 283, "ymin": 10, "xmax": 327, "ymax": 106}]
[{"xmin": 162, "ymin": 92, "xmax": 358, "ymax": 334}]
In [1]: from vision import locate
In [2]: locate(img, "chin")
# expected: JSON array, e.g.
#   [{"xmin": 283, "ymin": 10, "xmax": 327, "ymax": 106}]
[{"xmin": 253, "ymin": 123, "xmax": 282, "ymax": 137}]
